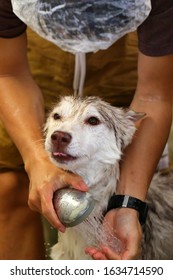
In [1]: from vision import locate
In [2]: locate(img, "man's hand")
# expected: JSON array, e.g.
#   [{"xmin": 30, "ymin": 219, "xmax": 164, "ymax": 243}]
[
  {"xmin": 85, "ymin": 208, "xmax": 142, "ymax": 260},
  {"xmin": 27, "ymin": 155, "xmax": 88, "ymax": 232}
]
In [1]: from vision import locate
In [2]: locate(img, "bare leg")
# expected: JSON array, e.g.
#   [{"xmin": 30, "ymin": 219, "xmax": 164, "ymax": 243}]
[{"xmin": 0, "ymin": 171, "xmax": 45, "ymax": 260}]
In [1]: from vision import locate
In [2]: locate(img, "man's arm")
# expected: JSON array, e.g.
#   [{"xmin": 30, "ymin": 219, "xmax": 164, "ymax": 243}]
[
  {"xmin": 0, "ymin": 33, "xmax": 45, "ymax": 162},
  {"xmin": 0, "ymin": 33, "xmax": 88, "ymax": 231},
  {"xmin": 87, "ymin": 52, "xmax": 173, "ymax": 260},
  {"xmin": 117, "ymin": 51, "xmax": 173, "ymax": 199}
]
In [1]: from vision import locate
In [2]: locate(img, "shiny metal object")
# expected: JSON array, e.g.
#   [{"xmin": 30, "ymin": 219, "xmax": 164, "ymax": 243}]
[{"xmin": 53, "ymin": 187, "xmax": 95, "ymax": 227}]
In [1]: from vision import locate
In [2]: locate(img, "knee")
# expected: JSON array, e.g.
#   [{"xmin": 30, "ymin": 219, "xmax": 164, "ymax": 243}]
[{"xmin": 0, "ymin": 171, "xmax": 29, "ymax": 211}]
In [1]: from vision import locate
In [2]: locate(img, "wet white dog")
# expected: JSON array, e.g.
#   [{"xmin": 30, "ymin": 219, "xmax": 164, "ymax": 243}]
[{"xmin": 44, "ymin": 96, "xmax": 173, "ymax": 260}]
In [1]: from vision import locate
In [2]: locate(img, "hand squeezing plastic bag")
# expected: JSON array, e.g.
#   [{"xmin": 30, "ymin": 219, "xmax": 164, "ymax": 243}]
[{"xmin": 11, "ymin": 0, "xmax": 151, "ymax": 94}]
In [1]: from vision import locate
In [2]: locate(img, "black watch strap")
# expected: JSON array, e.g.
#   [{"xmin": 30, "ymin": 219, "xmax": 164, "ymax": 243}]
[{"xmin": 106, "ymin": 195, "xmax": 148, "ymax": 225}]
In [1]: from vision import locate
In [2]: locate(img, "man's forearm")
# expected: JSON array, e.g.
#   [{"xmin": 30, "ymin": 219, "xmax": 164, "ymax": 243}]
[
  {"xmin": 116, "ymin": 52, "xmax": 173, "ymax": 201},
  {"xmin": 0, "ymin": 74, "xmax": 46, "ymax": 169},
  {"xmin": 116, "ymin": 95, "xmax": 172, "ymax": 200}
]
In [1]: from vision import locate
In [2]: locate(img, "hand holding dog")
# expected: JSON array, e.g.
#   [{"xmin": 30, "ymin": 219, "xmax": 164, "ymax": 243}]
[
  {"xmin": 85, "ymin": 208, "xmax": 142, "ymax": 260},
  {"xmin": 27, "ymin": 154, "xmax": 88, "ymax": 232}
]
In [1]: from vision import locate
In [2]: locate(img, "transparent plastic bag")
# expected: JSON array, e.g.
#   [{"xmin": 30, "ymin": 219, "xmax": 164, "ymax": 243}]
[{"xmin": 12, "ymin": 0, "xmax": 151, "ymax": 54}]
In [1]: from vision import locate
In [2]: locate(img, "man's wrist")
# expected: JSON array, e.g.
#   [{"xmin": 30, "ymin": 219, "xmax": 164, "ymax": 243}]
[
  {"xmin": 106, "ymin": 194, "xmax": 148, "ymax": 225},
  {"xmin": 23, "ymin": 145, "xmax": 49, "ymax": 173}
]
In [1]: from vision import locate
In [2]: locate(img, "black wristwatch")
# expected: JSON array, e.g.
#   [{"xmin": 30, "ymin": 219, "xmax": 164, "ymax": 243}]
[{"xmin": 106, "ymin": 195, "xmax": 148, "ymax": 225}]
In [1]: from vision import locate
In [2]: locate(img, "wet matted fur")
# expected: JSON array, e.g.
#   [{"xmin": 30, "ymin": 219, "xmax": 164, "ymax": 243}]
[{"xmin": 44, "ymin": 96, "xmax": 173, "ymax": 260}]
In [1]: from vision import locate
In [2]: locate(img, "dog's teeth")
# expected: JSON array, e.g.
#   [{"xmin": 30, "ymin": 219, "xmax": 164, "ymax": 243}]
[
  {"xmin": 59, "ymin": 153, "xmax": 66, "ymax": 156},
  {"xmin": 53, "ymin": 152, "xmax": 67, "ymax": 157}
]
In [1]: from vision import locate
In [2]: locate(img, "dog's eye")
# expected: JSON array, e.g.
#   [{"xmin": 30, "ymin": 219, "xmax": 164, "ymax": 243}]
[
  {"xmin": 86, "ymin": 116, "xmax": 100, "ymax": 125},
  {"xmin": 53, "ymin": 113, "xmax": 61, "ymax": 120}
]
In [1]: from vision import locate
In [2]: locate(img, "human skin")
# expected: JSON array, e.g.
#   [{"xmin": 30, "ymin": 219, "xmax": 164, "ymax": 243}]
[
  {"xmin": 86, "ymin": 51, "xmax": 173, "ymax": 259},
  {"xmin": 0, "ymin": 32, "xmax": 173, "ymax": 260},
  {"xmin": 0, "ymin": 33, "xmax": 88, "ymax": 259}
]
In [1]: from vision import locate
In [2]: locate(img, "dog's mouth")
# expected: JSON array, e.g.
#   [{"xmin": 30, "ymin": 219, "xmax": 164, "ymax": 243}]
[{"xmin": 52, "ymin": 152, "xmax": 77, "ymax": 163}]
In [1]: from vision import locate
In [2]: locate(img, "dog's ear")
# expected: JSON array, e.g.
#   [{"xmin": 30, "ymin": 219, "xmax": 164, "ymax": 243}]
[
  {"xmin": 110, "ymin": 108, "xmax": 146, "ymax": 150},
  {"xmin": 125, "ymin": 110, "xmax": 146, "ymax": 123},
  {"xmin": 125, "ymin": 110, "xmax": 146, "ymax": 131}
]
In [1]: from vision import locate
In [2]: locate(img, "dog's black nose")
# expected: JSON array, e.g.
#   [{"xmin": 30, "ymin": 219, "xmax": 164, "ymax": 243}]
[{"xmin": 51, "ymin": 131, "xmax": 72, "ymax": 147}]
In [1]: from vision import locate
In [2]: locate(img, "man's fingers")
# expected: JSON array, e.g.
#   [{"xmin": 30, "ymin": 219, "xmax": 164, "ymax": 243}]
[
  {"xmin": 65, "ymin": 172, "xmax": 89, "ymax": 192},
  {"xmin": 85, "ymin": 247, "xmax": 107, "ymax": 260},
  {"xmin": 40, "ymin": 189, "xmax": 66, "ymax": 232},
  {"xmin": 101, "ymin": 246, "xmax": 121, "ymax": 260}
]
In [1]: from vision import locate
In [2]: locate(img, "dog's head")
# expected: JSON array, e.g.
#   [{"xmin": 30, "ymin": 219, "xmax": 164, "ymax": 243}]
[{"xmin": 44, "ymin": 96, "xmax": 144, "ymax": 172}]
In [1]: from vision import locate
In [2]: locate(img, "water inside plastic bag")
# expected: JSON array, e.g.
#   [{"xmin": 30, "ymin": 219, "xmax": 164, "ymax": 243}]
[{"xmin": 12, "ymin": 0, "xmax": 151, "ymax": 54}]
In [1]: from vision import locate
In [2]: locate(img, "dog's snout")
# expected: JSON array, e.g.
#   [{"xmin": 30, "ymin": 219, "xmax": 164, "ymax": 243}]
[{"xmin": 51, "ymin": 131, "xmax": 72, "ymax": 147}]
